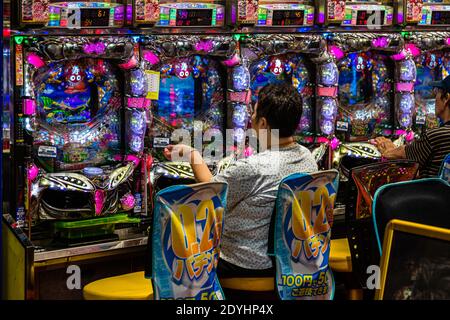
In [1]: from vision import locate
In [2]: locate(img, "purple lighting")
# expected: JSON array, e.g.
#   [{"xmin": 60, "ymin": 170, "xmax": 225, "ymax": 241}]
[{"xmin": 318, "ymin": 12, "xmax": 325, "ymax": 24}]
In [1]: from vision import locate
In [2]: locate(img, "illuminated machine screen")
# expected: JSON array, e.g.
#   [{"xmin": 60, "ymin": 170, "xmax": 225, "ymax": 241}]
[
  {"xmin": 150, "ymin": 57, "xmax": 225, "ymax": 158},
  {"xmin": 155, "ymin": 76, "xmax": 195, "ymax": 130},
  {"xmin": 337, "ymin": 52, "xmax": 393, "ymax": 139},
  {"xmin": 249, "ymin": 55, "xmax": 313, "ymax": 133},
  {"xmin": 414, "ymin": 52, "xmax": 449, "ymax": 128}
]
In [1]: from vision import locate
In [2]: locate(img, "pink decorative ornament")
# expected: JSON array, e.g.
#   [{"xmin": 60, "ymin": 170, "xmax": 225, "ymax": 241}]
[
  {"xmin": 405, "ymin": 44, "xmax": 421, "ymax": 57},
  {"xmin": 119, "ymin": 55, "xmax": 138, "ymax": 70},
  {"xmin": 330, "ymin": 137, "xmax": 340, "ymax": 150},
  {"xmin": 143, "ymin": 50, "xmax": 160, "ymax": 65},
  {"xmin": 121, "ymin": 193, "xmax": 136, "ymax": 211},
  {"xmin": 446, "ymin": 38, "xmax": 450, "ymax": 46},
  {"xmin": 195, "ymin": 40, "xmax": 214, "ymax": 53},
  {"xmin": 406, "ymin": 130, "xmax": 415, "ymax": 142},
  {"xmin": 94, "ymin": 190, "xmax": 105, "ymax": 216},
  {"xmin": 28, "ymin": 164, "xmax": 39, "ymax": 182},
  {"xmin": 372, "ymin": 37, "xmax": 389, "ymax": 48},
  {"xmin": 125, "ymin": 154, "xmax": 141, "ymax": 166},
  {"xmin": 304, "ymin": 136, "xmax": 314, "ymax": 144},
  {"xmin": 244, "ymin": 146, "xmax": 253, "ymax": 158},
  {"xmin": 27, "ymin": 53, "xmax": 45, "ymax": 69},
  {"xmin": 83, "ymin": 42, "xmax": 106, "ymax": 55},
  {"xmin": 317, "ymin": 137, "xmax": 329, "ymax": 144},
  {"xmin": 391, "ymin": 51, "xmax": 407, "ymax": 61},
  {"xmin": 223, "ymin": 54, "xmax": 240, "ymax": 67},
  {"xmin": 328, "ymin": 45, "xmax": 345, "ymax": 60}
]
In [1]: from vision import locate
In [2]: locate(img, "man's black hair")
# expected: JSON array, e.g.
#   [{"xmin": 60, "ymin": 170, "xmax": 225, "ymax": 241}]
[{"xmin": 256, "ymin": 83, "xmax": 303, "ymax": 138}]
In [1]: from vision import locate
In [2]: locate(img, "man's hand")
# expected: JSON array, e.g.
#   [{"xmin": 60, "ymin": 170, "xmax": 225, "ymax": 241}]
[
  {"xmin": 163, "ymin": 144, "xmax": 213, "ymax": 182},
  {"xmin": 370, "ymin": 137, "xmax": 406, "ymax": 160},
  {"xmin": 372, "ymin": 137, "xmax": 396, "ymax": 154},
  {"xmin": 163, "ymin": 144, "xmax": 194, "ymax": 162}
]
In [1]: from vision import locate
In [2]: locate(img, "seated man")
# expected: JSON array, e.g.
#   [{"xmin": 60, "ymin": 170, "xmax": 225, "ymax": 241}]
[
  {"xmin": 373, "ymin": 75, "xmax": 450, "ymax": 178},
  {"xmin": 163, "ymin": 83, "xmax": 318, "ymax": 282}
]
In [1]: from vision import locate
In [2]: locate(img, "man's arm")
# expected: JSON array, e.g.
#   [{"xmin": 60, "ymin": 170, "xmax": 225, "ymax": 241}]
[
  {"xmin": 190, "ymin": 149, "xmax": 213, "ymax": 183},
  {"xmin": 381, "ymin": 145, "xmax": 407, "ymax": 159},
  {"xmin": 163, "ymin": 144, "xmax": 213, "ymax": 183}
]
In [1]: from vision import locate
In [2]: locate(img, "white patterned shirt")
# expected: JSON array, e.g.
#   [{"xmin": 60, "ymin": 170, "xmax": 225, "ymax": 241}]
[{"xmin": 212, "ymin": 143, "xmax": 318, "ymax": 270}]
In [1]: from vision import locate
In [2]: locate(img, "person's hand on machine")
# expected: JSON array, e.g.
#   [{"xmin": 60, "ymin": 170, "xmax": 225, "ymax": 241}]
[
  {"xmin": 163, "ymin": 144, "xmax": 213, "ymax": 183},
  {"xmin": 370, "ymin": 137, "xmax": 406, "ymax": 159}
]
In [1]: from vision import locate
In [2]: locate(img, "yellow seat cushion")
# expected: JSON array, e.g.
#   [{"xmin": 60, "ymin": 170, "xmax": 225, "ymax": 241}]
[
  {"xmin": 220, "ymin": 277, "xmax": 274, "ymax": 292},
  {"xmin": 329, "ymin": 238, "xmax": 352, "ymax": 273},
  {"xmin": 83, "ymin": 271, "xmax": 153, "ymax": 300}
]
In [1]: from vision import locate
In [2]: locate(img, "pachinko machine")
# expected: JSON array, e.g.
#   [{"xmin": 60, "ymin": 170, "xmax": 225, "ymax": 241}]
[
  {"xmin": 10, "ymin": 35, "xmax": 150, "ymax": 245},
  {"xmin": 230, "ymin": 34, "xmax": 339, "ymax": 166},
  {"xmin": 133, "ymin": 0, "xmax": 226, "ymax": 27}
]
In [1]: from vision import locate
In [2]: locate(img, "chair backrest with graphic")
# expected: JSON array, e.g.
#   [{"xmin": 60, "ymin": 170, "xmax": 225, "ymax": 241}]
[
  {"xmin": 372, "ymin": 178, "xmax": 450, "ymax": 255},
  {"xmin": 149, "ymin": 182, "xmax": 228, "ymax": 300},
  {"xmin": 345, "ymin": 160, "xmax": 419, "ymax": 290},
  {"xmin": 439, "ymin": 153, "xmax": 450, "ymax": 183},
  {"xmin": 269, "ymin": 170, "xmax": 339, "ymax": 300}
]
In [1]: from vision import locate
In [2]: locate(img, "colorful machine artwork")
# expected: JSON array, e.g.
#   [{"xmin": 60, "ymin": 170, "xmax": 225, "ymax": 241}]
[
  {"xmin": 270, "ymin": 170, "xmax": 339, "ymax": 300},
  {"xmin": 150, "ymin": 182, "xmax": 228, "ymax": 300},
  {"xmin": 141, "ymin": 35, "xmax": 238, "ymax": 165},
  {"xmin": 20, "ymin": 36, "xmax": 149, "ymax": 221},
  {"xmin": 337, "ymin": 51, "xmax": 393, "ymax": 140},
  {"xmin": 404, "ymin": 32, "xmax": 450, "ymax": 132},
  {"xmin": 235, "ymin": 34, "xmax": 338, "ymax": 153}
]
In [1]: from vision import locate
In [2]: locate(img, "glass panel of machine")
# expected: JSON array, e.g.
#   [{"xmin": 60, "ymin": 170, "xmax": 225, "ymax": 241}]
[
  {"xmin": 250, "ymin": 55, "xmax": 313, "ymax": 135},
  {"xmin": 32, "ymin": 59, "xmax": 121, "ymax": 171},
  {"xmin": 414, "ymin": 52, "xmax": 449, "ymax": 129},
  {"xmin": 151, "ymin": 56, "xmax": 225, "ymax": 161},
  {"xmin": 338, "ymin": 52, "xmax": 393, "ymax": 140}
]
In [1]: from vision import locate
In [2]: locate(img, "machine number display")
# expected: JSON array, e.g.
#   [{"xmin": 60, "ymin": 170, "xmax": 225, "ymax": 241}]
[
  {"xmin": 176, "ymin": 9, "xmax": 213, "ymax": 26},
  {"xmin": 431, "ymin": 11, "xmax": 450, "ymax": 25},
  {"xmin": 272, "ymin": 10, "xmax": 305, "ymax": 26},
  {"xmin": 356, "ymin": 10, "xmax": 385, "ymax": 25},
  {"xmin": 80, "ymin": 8, "xmax": 110, "ymax": 27}
]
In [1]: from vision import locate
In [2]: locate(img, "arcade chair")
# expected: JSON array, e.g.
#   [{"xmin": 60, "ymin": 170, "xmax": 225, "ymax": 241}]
[
  {"xmin": 375, "ymin": 219, "xmax": 450, "ymax": 300},
  {"xmin": 221, "ymin": 170, "xmax": 339, "ymax": 300},
  {"xmin": 439, "ymin": 153, "xmax": 450, "ymax": 183},
  {"xmin": 372, "ymin": 178, "xmax": 450, "ymax": 256},
  {"xmin": 83, "ymin": 182, "xmax": 228, "ymax": 300},
  {"xmin": 330, "ymin": 160, "xmax": 419, "ymax": 299}
]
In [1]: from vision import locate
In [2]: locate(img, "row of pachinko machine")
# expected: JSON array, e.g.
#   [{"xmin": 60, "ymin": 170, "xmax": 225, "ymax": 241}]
[{"xmin": 5, "ymin": 0, "xmax": 450, "ymax": 246}]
